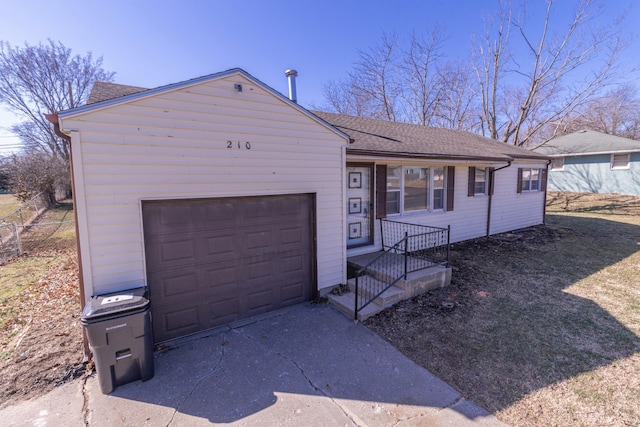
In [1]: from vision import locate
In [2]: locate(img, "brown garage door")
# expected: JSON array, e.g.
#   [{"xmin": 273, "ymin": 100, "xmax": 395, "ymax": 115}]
[{"xmin": 142, "ymin": 194, "xmax": 315, "ymax": 343}]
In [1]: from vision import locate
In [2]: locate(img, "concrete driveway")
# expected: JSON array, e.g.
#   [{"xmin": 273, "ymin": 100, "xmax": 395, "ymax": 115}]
[{"xmin": 2, "ymin": 303, "xmax": 505, "ymax": 426}]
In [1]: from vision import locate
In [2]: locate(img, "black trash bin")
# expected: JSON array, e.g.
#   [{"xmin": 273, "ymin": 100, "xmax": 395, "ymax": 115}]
[{"xmin": 81, "ymin": 286, "xmax": 154, "ymax": 394}]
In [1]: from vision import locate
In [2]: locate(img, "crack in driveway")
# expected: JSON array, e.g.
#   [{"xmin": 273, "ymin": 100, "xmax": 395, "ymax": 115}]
[{"xmin": 165, "ymin": 334, "xmax": 227, "ymax": 427}]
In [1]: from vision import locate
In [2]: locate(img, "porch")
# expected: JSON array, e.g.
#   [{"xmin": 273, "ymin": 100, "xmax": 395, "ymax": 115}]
[{"xmin": 328, "ymin": 219, "xmax": 453, "ymax": 321}]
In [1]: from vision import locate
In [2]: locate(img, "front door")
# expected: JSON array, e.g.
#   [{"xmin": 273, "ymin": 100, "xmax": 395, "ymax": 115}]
[{"xmin": 346, "ymin": 164, "xmax": 373, "ymax": 248}]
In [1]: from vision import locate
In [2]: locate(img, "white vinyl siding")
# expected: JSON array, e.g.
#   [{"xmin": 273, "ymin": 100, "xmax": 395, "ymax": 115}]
[
  {"xmin": 491, "ymin": 162, "xmax": 546, "ymax": 235},
  {"xmin": 63, "ymin": 74, "xmax": 347, "ymax": 299},
  {"xmin": 347, "ymin": 161, "xmax": 547, "ymax": 258}
]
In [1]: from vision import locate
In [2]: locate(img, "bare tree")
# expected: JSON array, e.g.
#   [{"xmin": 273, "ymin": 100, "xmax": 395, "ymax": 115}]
[
  {"xmin": 321, "ymin": 33, "xmax": 402, "ymax": 121},
  {"xmin": 400, "ymin": 30, "xmax": 446, "ymax": 126},
  {"xmin": 547, "ymin": 84, "xmax": 640, "ymax": 140},
  {"xmin": 473, "ymin": 0, "xmax": 512, "ymax": 140},
  {"xmin": 321, "ymin": 31, "xmax": 480, "ymax": 129},
  {"xmin": 322, "ymin": 76, "xmax": 377, "ymax": 117},
  {"xmin": 432, "ymin": 60, "xmax": 481, "ymax": 131},
  {"xmin": 2, "ymin": 152, "xmax": 70, "ymax": 204},
  {"xmin": 474, "ymin": 0, "xmax": 627, "ymax": 146},
  {"xmin": 351, "ymin": 32, "xmax": 402, "ymax": 122},
  {"xmin": 0, "ymin": 40, "xmax": 115, "ymax": 161}
]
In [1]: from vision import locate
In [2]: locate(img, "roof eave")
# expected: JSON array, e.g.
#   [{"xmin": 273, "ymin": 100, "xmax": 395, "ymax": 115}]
[
  {"xmin": 346, "ymin": 148, "xmax": 512, "ymax": 162},
  {"xmin": 538, "ymin": 148, "xmax": 640, "ymax": 157}
]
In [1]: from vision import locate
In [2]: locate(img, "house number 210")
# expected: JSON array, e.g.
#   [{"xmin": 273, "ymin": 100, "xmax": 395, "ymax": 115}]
[{"xmin": 227, "ymin": 140, "xmax": 251, "ymax": 150}]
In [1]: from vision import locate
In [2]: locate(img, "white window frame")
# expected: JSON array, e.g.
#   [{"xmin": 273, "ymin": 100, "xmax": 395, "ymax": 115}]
[
  {"xmin": 551, "ymin": 157, "xmax": 564, "ymax": 171},
  {"xmin": 473, "ymin": 167, "xmax": 487, "ymax": 196},
  {"xmin": 611, "ymin": 153, "xmax": 630, "ymax": 170},
  {"xmin": 386, "ymin": 165, "xmax": 446, "ymax": 216},
  {"xmin": 521, "ymin": 168, "xmax": 542, "ymax": 193}
]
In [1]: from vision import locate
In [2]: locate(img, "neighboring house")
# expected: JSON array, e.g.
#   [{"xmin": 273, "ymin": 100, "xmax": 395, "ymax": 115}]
[
  {"xmin": 52, "ymin": 68, "xmax": 549, "ymax": 343},
  {"xmin": 533, "ymin": 130, "xmax": 640, "ymax": 195}
]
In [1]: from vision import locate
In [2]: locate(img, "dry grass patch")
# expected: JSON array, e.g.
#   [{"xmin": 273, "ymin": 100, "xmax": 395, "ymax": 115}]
[
  {"xmin": 0, "ymin": 194, "xmax": 20, "ymax": 219},
  {"xmin": 0, "ymin": 203, "xmax": 83, "ymax": 408},
  {"xmin": 366, "ymin": 192, "xmax": 640, "ymax": 426}
]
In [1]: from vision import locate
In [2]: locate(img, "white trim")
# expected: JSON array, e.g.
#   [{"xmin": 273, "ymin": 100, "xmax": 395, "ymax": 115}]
[
  {"xmin": 386, "ymin": 165, "xmax": 446, "ymax": 215},
  {"xmin": 473, "ymin": 167, "xmax": 488, "ymax": 196},
  {"xmin": 545, "ymin": 149, "xmax": 640, "ymax": 157},
  {"xmin": 70, "ymin": 131, "xmax": 94, "ymax": 302}
]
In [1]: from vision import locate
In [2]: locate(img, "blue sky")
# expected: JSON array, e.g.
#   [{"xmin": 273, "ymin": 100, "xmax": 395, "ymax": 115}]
[{"xmin": 1, "ymin": 0, "xmax": 639, "ymax": 152}]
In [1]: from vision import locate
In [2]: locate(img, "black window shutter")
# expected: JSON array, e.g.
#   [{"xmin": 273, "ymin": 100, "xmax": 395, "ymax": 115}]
[
  {"xmin": 467, "ymin": 167, "xmax": 476, "ymax": 197},
  {"xmin": 376, "ymin": 164, "xmax": 387, "ymax": 219},
  {"xmin": 517, "ymin": 168, "xmax": 524, "ymax": 194},
  {"xmin": 488, "ymin": 167, "xmax": 496, "ymax": 196},
  {"xmin": 541, "ymin": 167, "xmax": 548, "ymax": 192},
  {"xmin": 446, "ymin": 166, "xmax": 455, "ymax": 211}
]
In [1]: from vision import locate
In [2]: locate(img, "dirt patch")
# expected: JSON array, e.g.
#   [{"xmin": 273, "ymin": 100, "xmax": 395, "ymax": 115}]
[
  {"xmin": 0, "ymin": 205, "xmax": 84, "ymax": 409},
  {"xmin": 366, "ymin": 193, "xmax": 640, "ymax": 426}
]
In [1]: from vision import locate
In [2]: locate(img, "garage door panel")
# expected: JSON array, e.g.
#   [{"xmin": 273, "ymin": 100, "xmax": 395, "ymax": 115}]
[
  {"xmin": 202, "ymin": 262, "xmax": 239, "ymax": 293},
  {"xmin": 203, "ymin": 201, "xmax": 237, "ymax": 226},
  {"xmin": 280, "ymin": 253, "xmax": 305, "ymax": 274},
  {"xmin": 206, "ymin": 295, "xmax": 242, "ymax": 326},
  {"xmin": 155, "ymin": 302, "xmax": 202, "ymax": 341},
  {"xmin": 146, "ymin": 270, "xmax": 198, "ymax": 298},
  {"xmin": 144, "ymin": 235, "xmax": 198, "ymax": 271},
  {"xmin": 143, "ymin": 194, "xmax": 314, "ymax": 343},
  {"xmin": 246, "ymin": 288, "xmax": 276, "ymax": 314},
  {"xmin": 279, "ymin": 225, "xmax": 304, "ymax": 245},
  {"xmin": 245, "ymin": 229, "xmax": 273, "ymax": 251},
  {"xmin": 280, "ymin": 281, "xmax": 307, "ymax": 303},
  {"xmin": 204, "ymin": 234, "xmax": 236, "ymax": 259}
]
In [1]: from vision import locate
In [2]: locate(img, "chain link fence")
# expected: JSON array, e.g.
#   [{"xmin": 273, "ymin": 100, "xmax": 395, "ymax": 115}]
[
  {"xmin": 0, "ymin": 222, "xmax": 22, "ymax": 262},
  {"xmin": 0, "ymin": 192, "xmax": 53, "ymax": 262}
]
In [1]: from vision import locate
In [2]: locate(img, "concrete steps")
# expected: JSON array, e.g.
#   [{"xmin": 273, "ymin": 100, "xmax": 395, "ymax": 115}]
[{"xmin": 328, "ymin": 256, "xmax": 452, "ymax": 321}]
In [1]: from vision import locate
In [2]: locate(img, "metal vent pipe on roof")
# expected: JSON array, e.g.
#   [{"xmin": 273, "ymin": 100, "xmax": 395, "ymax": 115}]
[{"xmin": 285, "ymin": 69, "xmax": 298, "ymax": 103}]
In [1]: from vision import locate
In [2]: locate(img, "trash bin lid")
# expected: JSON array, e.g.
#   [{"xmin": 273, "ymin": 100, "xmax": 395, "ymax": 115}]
[{"xmin": 81, "ymin": 287, "xmax": 150, "ymax": 323}]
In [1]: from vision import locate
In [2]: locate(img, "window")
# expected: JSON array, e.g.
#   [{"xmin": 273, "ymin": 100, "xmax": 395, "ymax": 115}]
[
  {"xmin": 467, "ymin": 167, "xmax": 489, "ymax": 196},
  {"xmin": 384, "ymin": 166, "xmax": 445, "ymax": 215},
  {"xmin": 611, "ymin": 153, "xmax": 630, "ymax": 170},
  {"xmin": 433, "ymin": 167, "xmax": 445, "ymax": 210},
  {"xmin": 518, "ymin": 168, "xmax": 546, "ymax": 193},
  {"xmin": 551, "ymin": 157, "xmax": 564, "ymax": 171},
  {"xmin": 474, "ymin": 168, "xmax": 487, "ymax": 195}
]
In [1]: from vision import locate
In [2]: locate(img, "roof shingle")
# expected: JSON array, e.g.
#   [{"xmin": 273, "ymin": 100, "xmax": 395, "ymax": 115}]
[
  {"xmin": 312, "ymin": 111, "xmax": 548, "ymax": 162},
  {"xmin": 533, "ymin": 130, "xmax": 640, "ymax": 156},
  {"xmin": 87, "ymin": 81, "xmax": 147, "ymax": 105}
]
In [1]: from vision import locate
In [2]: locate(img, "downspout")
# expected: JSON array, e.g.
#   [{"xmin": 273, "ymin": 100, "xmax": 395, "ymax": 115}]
[
  {"xmin": 486, "ymin": 161, "xmax": 512, "ymax": 238},
  {"xmin": 46, "ymin": 113, "xmax": 90, "ymax": 360}
]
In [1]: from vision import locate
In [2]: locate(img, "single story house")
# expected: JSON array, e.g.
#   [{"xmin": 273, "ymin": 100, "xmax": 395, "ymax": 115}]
[
  {"xmin": 53, "ymin": 68, "xmax": 549, "ymax": 343},
  {"xmin": 532, "ymin": 130, "xmax": 640, "ymax": 195}
]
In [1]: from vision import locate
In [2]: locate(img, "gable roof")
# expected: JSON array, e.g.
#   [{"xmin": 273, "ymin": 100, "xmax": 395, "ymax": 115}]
[
  {"xmin": 312, "ymin": 111, "xmax": 548, "ymax": 162},
  {"xmin": 58, "ymin": 69, "xmax": 348, "ymax": 142},
  {"xmin": 533, "ymin": 130, "xmax": 640, "ymax": 156}
]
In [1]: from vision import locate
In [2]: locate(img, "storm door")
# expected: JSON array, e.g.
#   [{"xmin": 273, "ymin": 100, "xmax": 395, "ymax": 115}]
[{"xmin": 346, "ymin": 164, "xmax": 374, "ymax": 248}]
